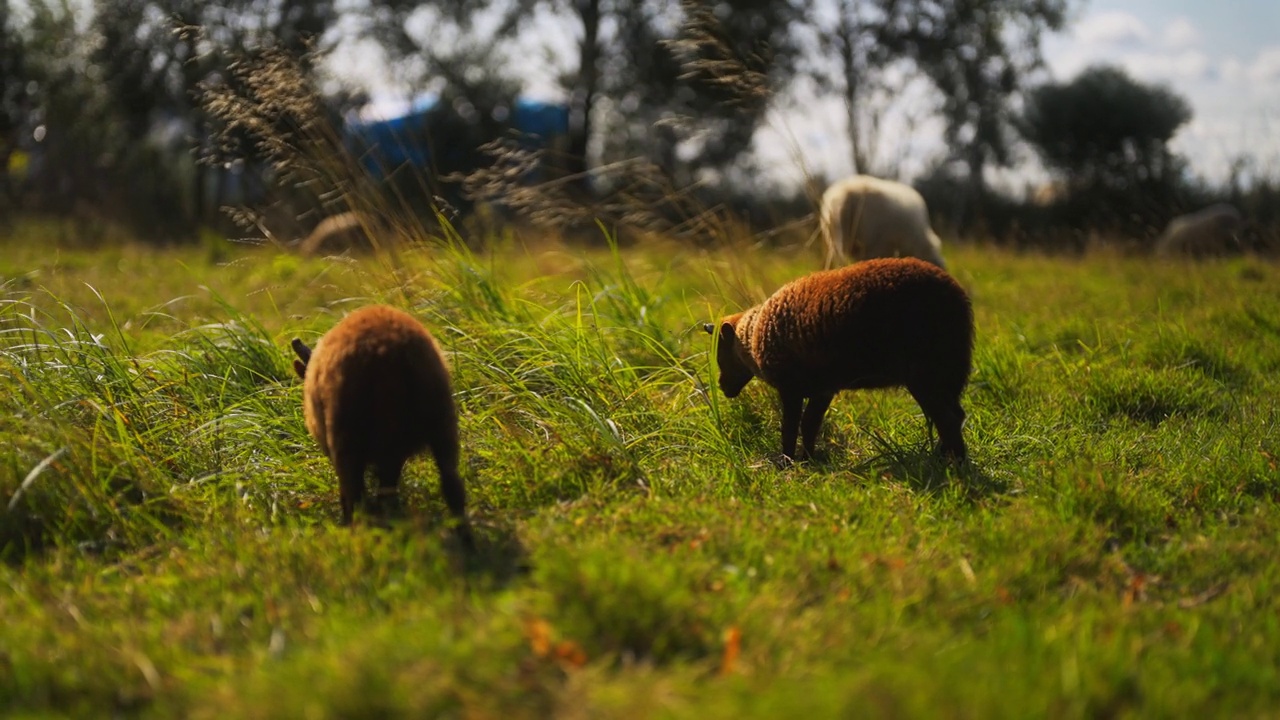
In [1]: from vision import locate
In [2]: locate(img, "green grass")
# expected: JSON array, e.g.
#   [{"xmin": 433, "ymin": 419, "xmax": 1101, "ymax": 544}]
[{"xmin": 2, "ymin": 231, "xmax": 1279, "ymax": 718}]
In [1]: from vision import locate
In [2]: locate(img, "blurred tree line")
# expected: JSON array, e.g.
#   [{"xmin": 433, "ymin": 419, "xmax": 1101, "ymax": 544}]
[{"xmin": 0, "ymin": 0, "xmax": 1274, "ymax": 249}]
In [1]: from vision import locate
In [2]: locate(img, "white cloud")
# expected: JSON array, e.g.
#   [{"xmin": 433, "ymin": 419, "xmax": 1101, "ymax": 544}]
[
  {"xmin": 1162, "ymin": 17, "xmax": 1200, "ymax": 50},
  {"xmin": 1075, "ymin": 11, "xmax": 1150, "ymax": 48},
  {"xmin": 1248, "ymin": 46, "xmax": 1280, "ymax": 83},
  {"xmin": 1124, "ymin": 50, "xmax": 1213, "ymax": 84},
  {"xmin": 1220, "ymin": 57, "xmax": 1246, "ymax": 83}
]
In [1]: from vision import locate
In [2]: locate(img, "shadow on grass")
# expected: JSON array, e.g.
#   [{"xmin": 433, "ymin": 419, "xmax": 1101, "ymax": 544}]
[
  {"xmin": 460, "ymin": 514, "xmax": 532, "ymax": 588},
  {"xmin": 387, "ymin": 506, "xmax": 532, "ymax": 590},
  {"xmin": 1, "ymin": 485, "xmax": 187, "ymax": 568},
  {"xmin": 837, "ymin": 430, "xmax": 1009, "ymax": 501},
  {"xmin": 346, "ymin": 503, "xmax": 532, "ymax": 591}
]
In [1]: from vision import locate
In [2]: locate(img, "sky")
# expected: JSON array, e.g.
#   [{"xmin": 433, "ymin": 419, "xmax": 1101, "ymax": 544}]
[
  {"xmin": 1040, "ymin": 0, "xmax": 1280, "ymax": 185},
  {"xmin": 760, "ymin": 0, "xmax": 1280, "ymax": 193},
  {"xmin": 332, "ymin": 1, "xmax": 1280, "ymax": 194}
]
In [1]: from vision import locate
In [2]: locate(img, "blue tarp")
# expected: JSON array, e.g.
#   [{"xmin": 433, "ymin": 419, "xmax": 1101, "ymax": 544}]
[
  {"xmin": 511, "ymin": 98, "xmax": 571, "ymax": 145},
  {"xmin": 346, "ymin": 97, "xmax": 570, "ymax": 177}
]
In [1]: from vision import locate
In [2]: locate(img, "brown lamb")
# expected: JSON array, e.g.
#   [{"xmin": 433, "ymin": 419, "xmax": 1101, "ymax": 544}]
[
  {"xmin": 705, "ymin": 257, "xmax": 973, "ymax": 462},
  {"xmin": 291, "ymin": 305, "xmax": 472, "ymax": 546},
  {"xmin": 298, "ymin": 212, "xmax": 378, "ymax": 256}
]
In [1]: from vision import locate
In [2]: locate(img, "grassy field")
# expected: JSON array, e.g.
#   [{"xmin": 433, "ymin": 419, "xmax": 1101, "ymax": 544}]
[{"xmin": 2, "ymin": 229, "xmax": 1279, "ymax": 718}]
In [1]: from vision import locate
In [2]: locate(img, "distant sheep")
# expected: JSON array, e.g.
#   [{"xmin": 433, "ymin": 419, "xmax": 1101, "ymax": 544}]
[
  {"xmin": 1030, "ymin": 181, "xmax": 1068, "ymax": 207},
  {"xmin": 1155, "ymin": 204, "xmax": 1243, "ymax": 257},
  {"xmin": 705, "ymin": 257, "xmax": 973, "ymax": 461},
  {"xmin": 291, "ymin": 305, "xmax": 472, "ymax": 547},
  {"xmin": 820, "ymin": 175, "xmax": 947, "ymax": 269},
  {"xmin": 298, "ymin": 212, "xmax": 378, "ymax": 256}
]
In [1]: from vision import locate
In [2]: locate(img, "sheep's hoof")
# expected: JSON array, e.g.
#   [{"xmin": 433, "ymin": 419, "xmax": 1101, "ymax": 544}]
[
  {"xmin": 934, "ymin": 442, "xmax": 967, "ymax": 465},
  {"xmin": 455, "ymin": 523, "xmax": 477, "ymax": 553}
]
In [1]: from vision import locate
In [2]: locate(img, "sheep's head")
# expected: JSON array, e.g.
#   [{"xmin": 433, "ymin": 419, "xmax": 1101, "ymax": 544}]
[
  {"xmin": 705, "ymin": 315, "xmax": 754, "ymax": 398},
  {"xmin": 290, "ymin": 338, "xmax": 312, "ymax": 380}
]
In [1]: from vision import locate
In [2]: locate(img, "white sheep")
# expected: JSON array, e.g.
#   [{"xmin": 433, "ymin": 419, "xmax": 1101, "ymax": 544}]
[
  {"xmin": 819, "ymin": 175, "xmax": 947, "ymax": 269},
  {"xmin": 1155, "ymin": 204, "xmax": 1243, "ymax": 258}
]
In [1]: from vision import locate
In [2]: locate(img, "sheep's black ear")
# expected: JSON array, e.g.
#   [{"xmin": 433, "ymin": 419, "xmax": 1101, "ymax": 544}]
[
  {"xmin": 291, "ymin": 338, "xmax": 312, "ymax": 363},
  {"xmin": 290, "ymin": 338, "xmax": 312, "ymax": 379},
  {"xmin": 702, "ymin": 322, "xmax": 715, "ymax": 335},
  {"xmin": 719, "ymin": 322, "xmax": 736, "ymax": 343}
]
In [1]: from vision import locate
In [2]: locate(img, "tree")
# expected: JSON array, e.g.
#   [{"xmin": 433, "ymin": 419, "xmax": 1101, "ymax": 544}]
[
  {"xmin": 90, "ymin": 0, "xmax": 347, "ymax": 228},
  {"xmin": 0, "ymin": 0, "xmax": 28, "ymax": 204},
  {"xmin": 874, "ymin": 0, "xmax": 1069, "ymax": 214},
  {"xmin": 367, "ymin": 0, "xmax": 807, "ymax": 193},
  {"xmin": 1018, "ymin": 64, "xmax": 1191, "ymax": 235},
  {"xmin": 809, "ymin": 0, "xmax": 895, "ymax": 177},
  {"xmin": 15, "ymin": 1, "xmax": 111, "ymax": 215},
  {"xmin": 1019, "ymin": 64, "xmax": 1191, "ymax": 192}
]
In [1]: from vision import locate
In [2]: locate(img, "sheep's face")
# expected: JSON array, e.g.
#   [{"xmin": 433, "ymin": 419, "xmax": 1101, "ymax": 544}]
[{"xmin": 707, "ymin": 318, "xmax": 754, "ymax": 398}]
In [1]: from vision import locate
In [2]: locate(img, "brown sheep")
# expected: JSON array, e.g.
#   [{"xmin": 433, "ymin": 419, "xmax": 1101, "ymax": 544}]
[
  {"xmin": 820, "ymin": 175, "xmax": 947, "ymax": 269},
  {"xmin": 705, "ymin": 257, "xmax": 973, "ymax": 462},
  {"xmin": 298, "ymin": 212, "xmax": 378, "ymax": 256},
  {"xmin": 291, "ymin": 305, "xmax": 472, "ymax": 547}
]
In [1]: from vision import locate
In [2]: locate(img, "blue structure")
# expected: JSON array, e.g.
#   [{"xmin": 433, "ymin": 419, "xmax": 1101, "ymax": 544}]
[
  {"xmin": 345, "ymin": 97, "xmax": 570, "ymax": 180},
  {"xmin": 511, "ymin": 98, "xmax": 571, "ymax": 149}
]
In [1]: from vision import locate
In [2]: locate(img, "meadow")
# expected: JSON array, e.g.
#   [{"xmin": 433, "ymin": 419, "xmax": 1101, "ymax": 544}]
[{"xmin": 2, "ymin": 227, "xmax": 1279, "ymax": 718}]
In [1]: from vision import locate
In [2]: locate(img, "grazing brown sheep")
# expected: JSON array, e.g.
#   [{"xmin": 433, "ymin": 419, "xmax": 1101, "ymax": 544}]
[
  {"xmin": 1154, "ymin": 203, "xmax": 1243, "ymax": 257},
  {"xmin": 820, "ymin": 175, "xmax": 947, "ymax": 269},
  {"xmin": 705, "ymin": 257, "xmax": 973, "ymax": 462},
  {"xmin": 291, "ymin": 305, "xmax": 472, "ymax": 547},
  {"xmin": 298, "ymin": 212, "xmax": 378, "ymax": 256}
]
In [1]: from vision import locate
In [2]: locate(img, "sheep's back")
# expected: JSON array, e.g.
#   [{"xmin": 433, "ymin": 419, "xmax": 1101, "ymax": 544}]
[
  {"xmin": 822, "ymin": 176, "xmax": 942, "ymax": 264},
  {"xmin": 750, "ymin": 259, "xmax": 971, "ymax": 393},
  {"xmin": 299, "ymin": 212, "xmax": 376, "ymax": 256},
  {"xmin": 304, "ymin": 306, "xmax": 454, "ymax": 461},
  {"xmin": 1156, "ymin": 204, "xmax": 1242, "ymax": 257}
]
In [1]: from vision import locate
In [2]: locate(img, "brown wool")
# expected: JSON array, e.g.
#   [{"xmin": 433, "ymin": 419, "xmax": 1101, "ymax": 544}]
[
  {"xmin": 292, "ymin": 306, "xmax": 471, "ymax": 546},
  {"xmin": 709, "ymin": 258, "xmax": 973, "ymax": 462},
  {"xmin": 298, "ymin": 212, "xmax": 379, "ymax": 256}
]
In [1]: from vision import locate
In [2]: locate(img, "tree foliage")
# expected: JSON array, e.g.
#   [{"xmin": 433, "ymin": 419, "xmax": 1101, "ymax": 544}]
[
  {"xmin": 808, "ymin": 0, "xmax": 906, "ymax": 178},
  {"xmin": 875, "ymin": 0, "xmax": 1069, "ymax": 192},
  {"xmin": 1018, "ymin": 64, "xmax": 1193, "ymax": 238},
  {"xmin": 0, "ymin": 0, "xmax": 27, "ymax": 204},
  {"xmin": 1020, "ymin": 64, "xmax": 1191, "ymax": 190},
  {"xmin": 0, "ymin": 0, "xmax": 347, "ymax": 237},
  {"xmin": 3, "ymin": 0, "xmax": 1228, "ymax": 245},
  {"xmin": 367, "ymin": 0, "xmax": 807, "ymax": 191}
]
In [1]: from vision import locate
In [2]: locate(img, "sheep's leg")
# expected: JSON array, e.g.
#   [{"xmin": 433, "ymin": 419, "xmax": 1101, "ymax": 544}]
[
  {"xmin": 779, "ymin": 391, "xmax": 805, "ymax": 460},
  {"xmin": 334, "ymin": 453, "xmax": 367, "ymax": 526},
  {"xmin": 799, "ymin": 392, "xmax": 834, "ymax": 459},
  {"xmin": 909, "ymin": 386, "xmax": 967, "ymax": 463},
  {"xmin": 372, "ymin": 458, "xmax": 406, "ymax": 519},
  {"xmin": 430, "ymin": 433, "xmax": 474, "ymax": 550},
  {"xmin": 935, "ymin": 397, "xmax": 968, "ymax": 463}
]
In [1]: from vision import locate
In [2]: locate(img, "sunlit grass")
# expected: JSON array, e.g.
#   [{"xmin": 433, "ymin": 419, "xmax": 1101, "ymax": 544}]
[{"xmin": 2, "ymin": 231, "xmax": 1279, "ymax": 717}]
